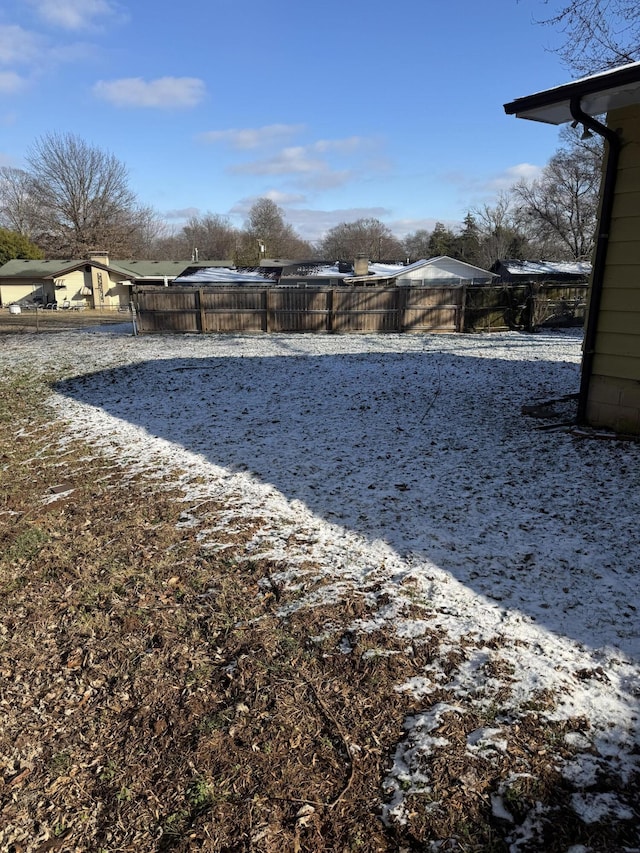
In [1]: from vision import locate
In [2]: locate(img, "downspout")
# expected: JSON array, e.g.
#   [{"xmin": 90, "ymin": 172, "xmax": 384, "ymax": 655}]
[{"xmin": 569, "ymin": 96, "xmax": 621, "ymax": 424}]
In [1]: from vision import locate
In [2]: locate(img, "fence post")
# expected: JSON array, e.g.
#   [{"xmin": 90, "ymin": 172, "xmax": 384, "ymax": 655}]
[
  {"xmin": 396, "ymin": 286, "xmax": 407, "ymax": 332},
  {"xmin": 459, "ymin": 284, "xmax": 467, "ymax": 333},
  {"xmin": 197, "ymin": 289, "xmax": 207, "ymax": 333},
  {"xmin": 266, "ymin": 288, "xmax": 274, "ymax": 333},
  {"xmin": 327, "ymin": 288, "xmax": 334, "ymax": 332}
]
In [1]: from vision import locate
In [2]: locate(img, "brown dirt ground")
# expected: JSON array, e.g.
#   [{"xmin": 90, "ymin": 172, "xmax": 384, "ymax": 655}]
[
  {"xmin": 0, "ymin": 308, "xmax": 128, "ymax": 335},
  {"xmin": 1, "ymin": 337, "xmax": 638, "ymax": 852}
]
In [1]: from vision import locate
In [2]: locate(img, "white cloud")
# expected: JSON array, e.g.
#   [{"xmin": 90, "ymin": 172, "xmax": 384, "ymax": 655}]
[
  {"xmin": 280, "ymin": 207, "xmax": 393, "ymax": 242},
  {"xmin": 198, "ymin": 124, "xmax": 305, "ymax": 149},
  {"xmin": 0, "ymin": 25, "xmax": 43, "ymax": 66},
  {"xmin": 286, "ymin": 207, "xmax": 396, "ymax": 242},
  {"xmin": 200, "ymin": 129, "xmax": 381, "ymax": 194},
  {"xmin": 388, "ymin": 217, "xmax": 462, "ymax": 238},
  {"xmin": 488, "ymin": 162, "xmax": 543, "ymax": 189},
  {"xmin": 232, "ymin": 150, "xmax": 355, "ymax": 191},
  {"xmin": 297, "ymin": 170, "xmax": 355, "ymax": 192},
  {"xmin": 444, "ymin": 163, "xmax": 544, "ymax": 195},
  {"xmin": 27, "ymin": 0, "xmax": 124, "ymax": 31},
  {"xmin": 311, "ymin": 136, "xmax": 369, "ymax": 154},
  {"xmin": 93, "ymin": 77, "xmax": 207, "ymax": 109},
  {"xmin": 229, "ymin": 191, "xmax": 309, "ymax": 218},
  {"xmin": 164, "ymin": 207, "xmax": 201, "ymax": 221},
  {"xmin": 233, "ymin": 146, "xmax": 326, "ymax": 176},
  {"xmin": 225, "ymin": 200, "xmax": 397, "ymax": 242},
  {"xmin": 0, "ymin": 71, "xmax": 27, "ymax": 94},
  {"xmin": 261, "ymin": 191, "xmax": 308, "ymax": 206},
  {"xmin": 229, "ymin": 136, "xmax": 378, "ymax": 191}
]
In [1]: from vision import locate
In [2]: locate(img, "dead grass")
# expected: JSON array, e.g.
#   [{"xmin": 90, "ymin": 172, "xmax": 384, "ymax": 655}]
[
  {"xmin": 1, "ymin": 364, "xmax": 638, "ymax": 852},
  {"xmin": 0, "ymin": 308, "xmax": 127, "ymax": 335}
]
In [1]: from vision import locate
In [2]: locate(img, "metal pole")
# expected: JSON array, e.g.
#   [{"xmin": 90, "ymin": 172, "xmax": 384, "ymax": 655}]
[{"xmin": 130, "ymin": 301, "xmax": 138, "ymax": 336}]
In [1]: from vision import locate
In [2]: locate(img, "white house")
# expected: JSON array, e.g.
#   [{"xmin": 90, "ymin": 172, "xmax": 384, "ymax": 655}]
[{"xmin": 344, "ymin": 256, "xmax": 497, "ymax": 286}]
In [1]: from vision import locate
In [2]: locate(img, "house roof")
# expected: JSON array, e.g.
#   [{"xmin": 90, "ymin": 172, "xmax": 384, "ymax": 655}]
[
  {"xmin": 115, "ymin": 259, "xmax": 227, "ymax": 278},
  {"xmin": 0, "ymin": 257, "xmax": 216, "ymax": 281},
  {"xmin": 174, "ymin": 267, "xmax": 275, "ymax": 284},
  {"xmin": 344, "ymin": 256, "xmax": 497, "ymax": 284},
  {"xmin": 280, "ymin": 263, "xmax": 350, "ymax": 279},
  {"xmin": 0, "ymin": 258, "xmax": 88, "ymax": 278},
  {"xmin": 42, "ymin": 259, "xmax": 138, "ymax": 280},
  {"xmin": 504, "ymin": 60, "xmax": 640, "ymax": 125},
  {"xmin": 496, "ymin": 259, "xmax": 592, "ymax": 277},
  {"xmin": 421, "ymin": 256, "xmax": 498, "ymax": 278}
]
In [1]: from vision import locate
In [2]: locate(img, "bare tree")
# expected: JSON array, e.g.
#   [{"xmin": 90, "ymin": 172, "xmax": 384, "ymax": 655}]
[
  {"xmin": 318, "ymin": 218, "xmax": 404, "ymax": 262},
  {"xmin": 25, "ymin": 133, "xmax": 142, "ymax": 257},
  {"xmin": 536, "ymin": 0, "xmax": 640, "ymax": 72},
  {"xmin": 148, "ymin": 230, "xmax": 187, "ymax": 261},
  {"xmin": 512, "ymin": 135, "xmax": 602, "ymax": 260},
  {"xmin": 403, "ymin": 228, "xmax": 432, "ymax": 262},
  {"xmin": 239, "ymin": 198, "xmax": 313, "ymax": 261},
  {"xmin": 472, "ymin": 192, "xmax": 532, "ymax": 268},
  {"xmin": 0, "ymin": 167, "xmax": 40, "ymax": 239},
  {"xmin": 182, "ymin": 213, "xmax": 238, "ymax": 260},
  {"xmin": 122, "ymin": 205, "xmax": 169, "ymax": 258}
]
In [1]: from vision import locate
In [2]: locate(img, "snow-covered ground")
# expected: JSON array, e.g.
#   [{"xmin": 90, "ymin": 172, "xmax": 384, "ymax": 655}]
[{"xmin": 4, "ymin": 324, "xmax": 639, "ymax": 845}]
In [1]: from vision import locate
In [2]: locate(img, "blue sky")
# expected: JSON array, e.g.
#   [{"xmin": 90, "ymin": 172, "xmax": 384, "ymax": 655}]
[{"xmin": 0, "ymin": 0, "xmax": 575, "ymax": 242}]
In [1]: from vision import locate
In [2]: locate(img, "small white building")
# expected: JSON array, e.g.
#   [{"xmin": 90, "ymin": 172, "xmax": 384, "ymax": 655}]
[{"xmin": 344, "ymin": 256, "xmax": 497, "ymax": 286}]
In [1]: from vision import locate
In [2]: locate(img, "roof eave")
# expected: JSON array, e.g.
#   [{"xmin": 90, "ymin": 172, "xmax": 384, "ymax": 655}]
[{"xmin": 504, "ymin": 61, "xmax": 640, "ymax": 125}]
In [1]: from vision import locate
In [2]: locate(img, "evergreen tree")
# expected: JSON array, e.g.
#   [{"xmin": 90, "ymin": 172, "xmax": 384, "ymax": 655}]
[
  {"xmin": 0, "ymin": 227, "xmax": 44, "ymax": 265},
  {"xmin": 458, "ymin": 213, "xmax": 481, "ymax": 265},
  {"xmin": 427, "ymin": 222, "xmax": 461, "ymax": 258}
]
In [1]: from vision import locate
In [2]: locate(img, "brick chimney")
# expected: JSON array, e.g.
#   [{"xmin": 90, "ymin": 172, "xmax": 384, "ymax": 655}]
[
  {"xmin": 354, "ymin": 254, "xmax": 369, "ymax": 277},
  {"xmin": 88, "ymin": 251, "xmax": 109, "ymax": 266}
]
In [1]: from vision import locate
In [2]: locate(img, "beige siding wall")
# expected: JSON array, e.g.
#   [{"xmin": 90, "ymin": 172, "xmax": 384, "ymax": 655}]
[
  {"xmin": 0, "ymin": 280, "xmax": 50, "ymax": 306},
  {"xmin": 53, "ymin": 269, "xmax": 90, "ymax": 306},
  {"xmin": 586, "ymin": 103, "xmax": 640, "ymax": 433},
  {"xmin": 90, "ymin": 267, "xmax": 129, "ymax": 308},
  {"xmin": 586, "ymin": 374, "xmax": 640, "ymax": 434}
]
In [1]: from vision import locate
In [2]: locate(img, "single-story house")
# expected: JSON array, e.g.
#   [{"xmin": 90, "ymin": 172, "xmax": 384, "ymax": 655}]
[
  {"xmin": 504, "ymin": 60, "xmax": 640, "ymax": 435},
  {"xmin": 0, "ymin": 254, "xmax": 133, "ymax": 309},
  {"xmin": 171, "ymin": 256, "xmax": 497, "ymax": 289},
  {"xmin": 171, "ymin": 256, "xmax": 497, "ymax": 288},
  {"xmin": 0, "ymin": 254, "xmax": 217, "ymax": 310},
  {"xmin": 344, "ymin": 256, "xmax": 497, "ymax": 286},
  {"xmin": 492, "ymin": 259, "xmax": 592, "ymax": 283}
]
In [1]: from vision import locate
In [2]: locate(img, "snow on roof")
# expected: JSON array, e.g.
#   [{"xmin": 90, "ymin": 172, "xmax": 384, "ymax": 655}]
[
  {"xmin": 424, "ymin": 256, "xmax": 498, "ymax": 276},
  {"xmin": 345, "ymin": 257, "xmax": 496, "ymax": 283},
  {"xmin": 501, "ymin": 260, "xmax": 592, "ymax": 276},
  {"xmin": 281, "ymin": 263, "xmax": 350, "ymax": 278},
  {"xmin": 368, "ymin": 262, "xmax": 405, "ymax": 275},
  {"xmin": 174, "ymin": 267, "xmax": 274, "ymax": 284}
]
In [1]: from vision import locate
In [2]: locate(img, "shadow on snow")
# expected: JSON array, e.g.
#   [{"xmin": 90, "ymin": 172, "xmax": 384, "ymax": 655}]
[{"xmin": 55, "ymin": 342, "xmax": 639, "ymax": 661}]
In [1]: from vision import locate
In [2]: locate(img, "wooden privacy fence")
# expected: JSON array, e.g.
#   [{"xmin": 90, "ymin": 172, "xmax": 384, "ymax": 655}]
[
  {"xmin": 463, "ymin": 282, "xmax": 588, "ymax": 332},
  {"xmin": 133, "ymin": 282, "xmax": 588, "ymax": 335},
  {"xmin": 133, "ymin": 285, "xmax": 464, "ymax": 334}
]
